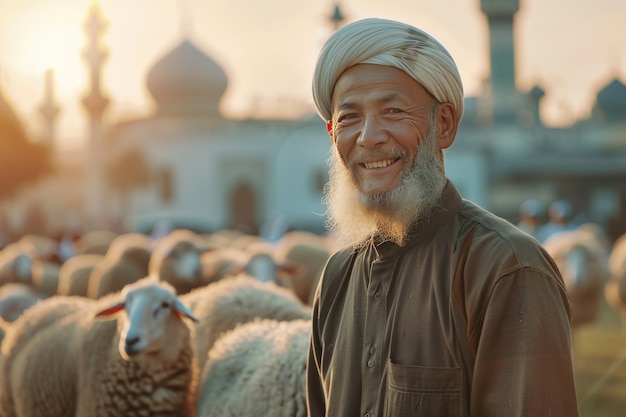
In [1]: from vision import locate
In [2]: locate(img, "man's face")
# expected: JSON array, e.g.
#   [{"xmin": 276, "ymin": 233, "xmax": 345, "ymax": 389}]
[{"xmin": 330, "ymin": 64, "xmax": 439, "ymax": 198}]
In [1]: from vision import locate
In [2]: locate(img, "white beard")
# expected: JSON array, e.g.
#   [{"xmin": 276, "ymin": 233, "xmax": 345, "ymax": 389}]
[{"xmin": 323, "ymin": 125, "xmax": 446, "ymax": 247}]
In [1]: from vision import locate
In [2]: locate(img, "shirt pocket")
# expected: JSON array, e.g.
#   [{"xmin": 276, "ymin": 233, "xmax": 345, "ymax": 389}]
[{"xmin": 384, "ymin": 361, "xmax": 462, "ymax": 417}]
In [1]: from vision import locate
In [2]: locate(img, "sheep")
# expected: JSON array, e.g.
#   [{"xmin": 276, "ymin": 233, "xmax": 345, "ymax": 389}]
[
  {"xmin": 273, "ymin": 230, "xmax": 332, "ymax": 305},
  {"xmin": 542, "ymin": 225, "xmax": 609, "ymax": 330},
  {"xmin": 73, "ymin": 230, "xmax": 118, "ymax": 256},
  {"xmin": 0, "ymin": 317, "xmax": 8, "ymax": 344},
  {"xmin": 57, "ymin": 253, "xmax": 106, "ymax": 297},
  {"xmin": 16, "ymin": 234, "xmax": 61, "ymax": 263},
  {"xmin": 87, "ymin": 232, "xmax": 152, "ymax": 299},
  {"xmin": 0, "ymin": 240, "xmax": 62, "ymax": 296},
  {"xmin": 198, "ymin": 246, "xmax": 251, "ymax": 284},
  {"xmin": 604, "ymin": 232, "xmax": 626, "ymax": 328},
  {"xmin": 0, "ymin": 275, "xmax": 199, "ymax": 417},
  {"xmin": 149, "ymin": 229, "xmax": 213, "ymax": 295},
  {"xmin": 181, "ymin": 274, "xmax": 311, "ymax": 373},
  {"xmin": 0, "ymin": 283, "xmax": 48, "ymax": 322},
  {"xmin": 199, "ymin": 241, "xmax": 301, "ymax": 292},
  {"xmin": 150, "ymin": 231, "xmax": 287, "ymax": 294},
  {"xmin": 0, "ymin": 243, "xmax": 34, "ymax": 286},
  {"xmin": 196, "ymin": 318, "xmax": 310, "ymax": 417},
  {"xmin": 29, "ymin": 259, "xmax": 62, "ymax": 296}
]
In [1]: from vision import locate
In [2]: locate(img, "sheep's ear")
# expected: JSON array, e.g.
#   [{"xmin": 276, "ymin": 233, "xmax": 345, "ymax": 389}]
[
  {"xmin": 172, "ymin": 299, "xmax": 198, "ymax": 322},
  {"xmin": 276, "ymin": 261, "xmax": 303, "ymax": 279},
  {"xmin": 94, "ymin": 302, "xmax": 125, "ymax": 320}
]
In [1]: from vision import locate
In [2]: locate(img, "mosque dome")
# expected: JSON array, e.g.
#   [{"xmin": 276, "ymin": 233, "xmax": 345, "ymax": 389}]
[
  {"xmin": 146, "ymin": 39, "xmax": 228, "ymax": 117},
  {"xmin": 596, "ymin": 78, "xmax": 626, "ymax": 108},
  {"xmin": 594, "ymin": 78, "xmax": 626, "ymax": 123}
]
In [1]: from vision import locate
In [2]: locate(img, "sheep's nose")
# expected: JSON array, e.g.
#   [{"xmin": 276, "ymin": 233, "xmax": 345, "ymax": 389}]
[{"xmin": 125, "ymin": 336, "xmax": 141, "ymax": 355}]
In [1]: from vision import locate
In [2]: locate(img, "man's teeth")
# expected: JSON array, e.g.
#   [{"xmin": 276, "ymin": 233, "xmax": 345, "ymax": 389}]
[{"xmin": 364, "ymin": 159, "xmax": 394, "ymax": 169}]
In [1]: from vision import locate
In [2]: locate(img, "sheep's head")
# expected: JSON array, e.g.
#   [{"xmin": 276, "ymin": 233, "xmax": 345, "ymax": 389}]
[
  {"xmin": 94, "ymin": 277, "xmax": 198, "ymax": 362},
  {"xmin": 163, "ymin": 241, "xmax": 205, "ymax": 281}
]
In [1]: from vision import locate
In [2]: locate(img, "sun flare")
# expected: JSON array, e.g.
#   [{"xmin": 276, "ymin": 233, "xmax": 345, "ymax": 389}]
[{"xmin": 1, "ymin": 2, "xmax": 85, "ymax": 77}]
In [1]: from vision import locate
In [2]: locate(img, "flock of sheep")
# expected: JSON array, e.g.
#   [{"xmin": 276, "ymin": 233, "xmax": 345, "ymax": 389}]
[
  {"xmin": 0, "ymin": 227, "xmax": 333, "ymax": 417},
  {"xmin": 0, "ymin": 220, "xmax": 625, "ymax": 416},
  {"xmin": 541, "ymin": 224, "xmax": 626, "ymax": 332}
]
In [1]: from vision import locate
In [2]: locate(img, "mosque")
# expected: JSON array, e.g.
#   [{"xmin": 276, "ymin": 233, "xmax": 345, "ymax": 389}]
[{"xmin": 1, "ymin": 0, "xmax": 625, "ymax": 241}]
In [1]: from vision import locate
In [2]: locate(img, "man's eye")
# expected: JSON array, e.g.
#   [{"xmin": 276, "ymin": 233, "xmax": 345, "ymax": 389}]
[
  {"xmin": 337, "ymin": 114, "xmax": 355, "ymax": 122},
  {"xmin": 388, "ymin": 108, "xmax": 403, "ymax": 114}
]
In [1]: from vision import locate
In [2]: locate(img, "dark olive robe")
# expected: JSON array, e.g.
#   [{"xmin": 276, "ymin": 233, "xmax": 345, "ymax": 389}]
[{"xmin": 307, "ymin": 181, "xmax": 579, "ymax": 417}]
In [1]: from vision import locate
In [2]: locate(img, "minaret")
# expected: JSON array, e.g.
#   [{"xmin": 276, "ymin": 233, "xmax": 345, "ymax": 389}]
[
  {"xmin": 38, "ymin": 69, "xmax": 61, "ymax": 152},
  {"xmin": 480, "ymin": 0, "xmax": 522, "ymax": 123},
  {"xmin": 329, "ymin": 3, "xmax": 346, "ymax": 31},
  {"xmin": 81, "ymin": 2, "xmax": 110, "ymax": 229}
]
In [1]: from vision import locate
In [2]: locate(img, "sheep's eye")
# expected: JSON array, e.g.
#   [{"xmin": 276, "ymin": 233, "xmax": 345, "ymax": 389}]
[{"xmin": 153, "ymin": 301, "xmax": 171, "ymax": 318}]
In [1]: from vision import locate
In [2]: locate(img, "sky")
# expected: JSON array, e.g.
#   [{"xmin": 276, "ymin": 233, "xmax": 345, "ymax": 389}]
[{"xmin": 0, "ymin": 0, "xmax": 624, "ymax": 149}]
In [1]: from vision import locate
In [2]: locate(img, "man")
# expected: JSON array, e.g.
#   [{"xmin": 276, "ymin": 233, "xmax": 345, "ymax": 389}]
[
  {"xmin": 516, "ymin": 198, "xmax": 546, "ymax": 239},
  {"xmin": 306, "ymin": 18, "xmax": 579, "ymax": 417},
  {"xmin": 536, "ymin": 199, "xmax": 577, "ymax": 243}
]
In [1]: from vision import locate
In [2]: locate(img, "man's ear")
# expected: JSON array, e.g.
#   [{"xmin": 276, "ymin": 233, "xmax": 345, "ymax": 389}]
[
  {"xmin": 435, "ymin": 103, "xmax": 457, "ymax": 150},
  {"xmin": 326, "ymin": 121, "xmax": 334, "ymax": 141}
]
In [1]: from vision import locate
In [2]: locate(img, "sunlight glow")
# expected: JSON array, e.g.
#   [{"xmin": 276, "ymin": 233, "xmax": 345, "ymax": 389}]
[{"xmin": 0, "ymin": 3, "xmax": 84, "ymax": 77}]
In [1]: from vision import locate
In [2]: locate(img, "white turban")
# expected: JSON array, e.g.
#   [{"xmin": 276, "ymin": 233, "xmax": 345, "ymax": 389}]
[{"xmin": 312, "ymin": 18, "xmax": 464, "ymax": 124}]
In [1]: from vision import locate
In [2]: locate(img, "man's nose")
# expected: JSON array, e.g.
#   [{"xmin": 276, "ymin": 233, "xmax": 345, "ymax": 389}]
[{"xmin": 357, "ymin": 116, "xmax": 389, "ymax": 148}]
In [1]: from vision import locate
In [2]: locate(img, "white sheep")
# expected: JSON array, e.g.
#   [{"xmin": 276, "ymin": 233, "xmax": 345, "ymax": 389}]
[
  {"xmin": 542, "ymin": 225, "xmax": 609, "ymax": 329},
  {"xmin": 604, "ymin": 232, "xmax": 626, "ymax": 328},
  {"xmin": 198, "ymin": 246, "xmax": 251, "ymax": 284},
  {"xmin": 196, "ymin": 318, "xmax": 310, "ymax": 417},
  {"xmin": 29, "ymin": 259, "xmax": 62, "ymax": 296},
  {"xmin": 273, "ymin": 230, "xmax": 332, "ymax": 305},
  {"xmin": 0, "ymin": 283, "xmax": 48, "ymax": 322},
  {"xmin": 16, "ymin": 234, "xmax": 61, "ymax": 262},
  {"xmin": 149, "ymin": 229, "xmax": 212, "ymax": 295},
  {"xmin": 73, "ymin": 230, "xmax": 119, "ymax": 256},
  {"xmin": 199, "ymin": 242, "xmax": 301, "ymax": 292},
  {"xmin": 0, "ymin": 275, "xmax": 199, "ymax": 417},
  {"xmin": 0, "ymin": 239, "xmax": 62, "ymax": 296},
  {"xmin": 181, "ymin": 274, "xmax": 311, "ymax": 373},
  {"xmin": 0, "ymin": 317, "xmax": 8, "ymax": 345},
  {"xmin": 57, "ymin": 253, "xmax": 106, "ymax": 297},
  {"xmin": 87, "ymin": 232, "xmax": 152, "ymax": 299},
  {"xmin": 0, "ymin": 243, "xmax": 34, "ymax": 286}
]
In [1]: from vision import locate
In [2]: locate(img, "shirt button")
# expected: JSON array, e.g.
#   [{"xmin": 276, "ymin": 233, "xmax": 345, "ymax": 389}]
[
  {"xmin": 364, "ymin": 413, "xmax": 370, "ymax": 417},
  {"xmin": 369, "ymin": 346, "xmax": 376, "ymax": 355},
  {"xmin": 374, "ymin": 291, "xmax": 381, "ymax": 301},
  {"xmin": 367, "ymin": 358, "xmax": 375, "ymax": 368}
]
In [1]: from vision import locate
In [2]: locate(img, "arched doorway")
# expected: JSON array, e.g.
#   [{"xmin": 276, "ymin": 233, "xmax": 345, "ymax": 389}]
[{"xmin": 229, "ymin": 182, "xmax": 258, "ymax": 235}]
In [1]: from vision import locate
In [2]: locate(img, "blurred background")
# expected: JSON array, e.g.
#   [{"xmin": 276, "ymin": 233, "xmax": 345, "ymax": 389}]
[{"xmin": 0, "ymin": 1, "xmax": 625, "ymax": 414}]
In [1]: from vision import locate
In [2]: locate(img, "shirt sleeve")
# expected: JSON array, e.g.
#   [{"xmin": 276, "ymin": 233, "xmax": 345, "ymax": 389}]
[{"xmin": 469, "ymin": 268, "xmax": 580, "ymax": 417}]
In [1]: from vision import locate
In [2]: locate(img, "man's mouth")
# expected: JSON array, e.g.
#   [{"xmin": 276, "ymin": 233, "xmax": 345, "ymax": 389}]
[{"xmin": 363, "ymin": 159, "xmax": 396, "ymax": 169}]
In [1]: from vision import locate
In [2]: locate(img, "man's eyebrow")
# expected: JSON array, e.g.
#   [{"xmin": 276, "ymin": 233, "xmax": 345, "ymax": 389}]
[
  {"xmin": 336, "ymin": 102, "xmax": 356, "ymax": 112},
  {"xmin": 336, "ymin": 93, "xmax": 404, "ymax": 111}
]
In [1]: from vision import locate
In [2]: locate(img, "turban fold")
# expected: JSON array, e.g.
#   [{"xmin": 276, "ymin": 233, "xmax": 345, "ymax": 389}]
[{"xmin": 312, "ymin": 18, "xmax": 464, "ymax": 124}]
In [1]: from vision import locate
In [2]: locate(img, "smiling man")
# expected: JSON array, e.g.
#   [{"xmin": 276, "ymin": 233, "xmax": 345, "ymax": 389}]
[{"xmin": 306, "ymin": 18, "xmax": 580, "ymax": 417}]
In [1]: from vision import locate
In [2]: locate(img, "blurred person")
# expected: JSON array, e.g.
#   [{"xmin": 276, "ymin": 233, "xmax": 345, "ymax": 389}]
[
  {"xmin": 306, "ymin": 18, "xmax": 579, "ymax": 417},
  {"xmin": 607, "ymin": 194, "xmax": 626, "ymax": 245},
  {"xmin": 516, "ymin": 198, "xmax": 546, "ymax": 238},
  {"xmin": 536, "ymin": 199, "xmax": 577, "ymax": 243}
]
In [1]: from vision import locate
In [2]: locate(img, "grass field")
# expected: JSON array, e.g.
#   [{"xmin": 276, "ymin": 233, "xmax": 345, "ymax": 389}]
[{"xmin": 573, "ymin": 302, "xmax": 626, "ymax": 416}]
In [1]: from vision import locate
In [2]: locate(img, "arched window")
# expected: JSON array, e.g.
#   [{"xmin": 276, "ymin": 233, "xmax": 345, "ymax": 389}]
[{"xmin": 159, "ymin": 168, "xmax": 173, "ymax": 203}]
